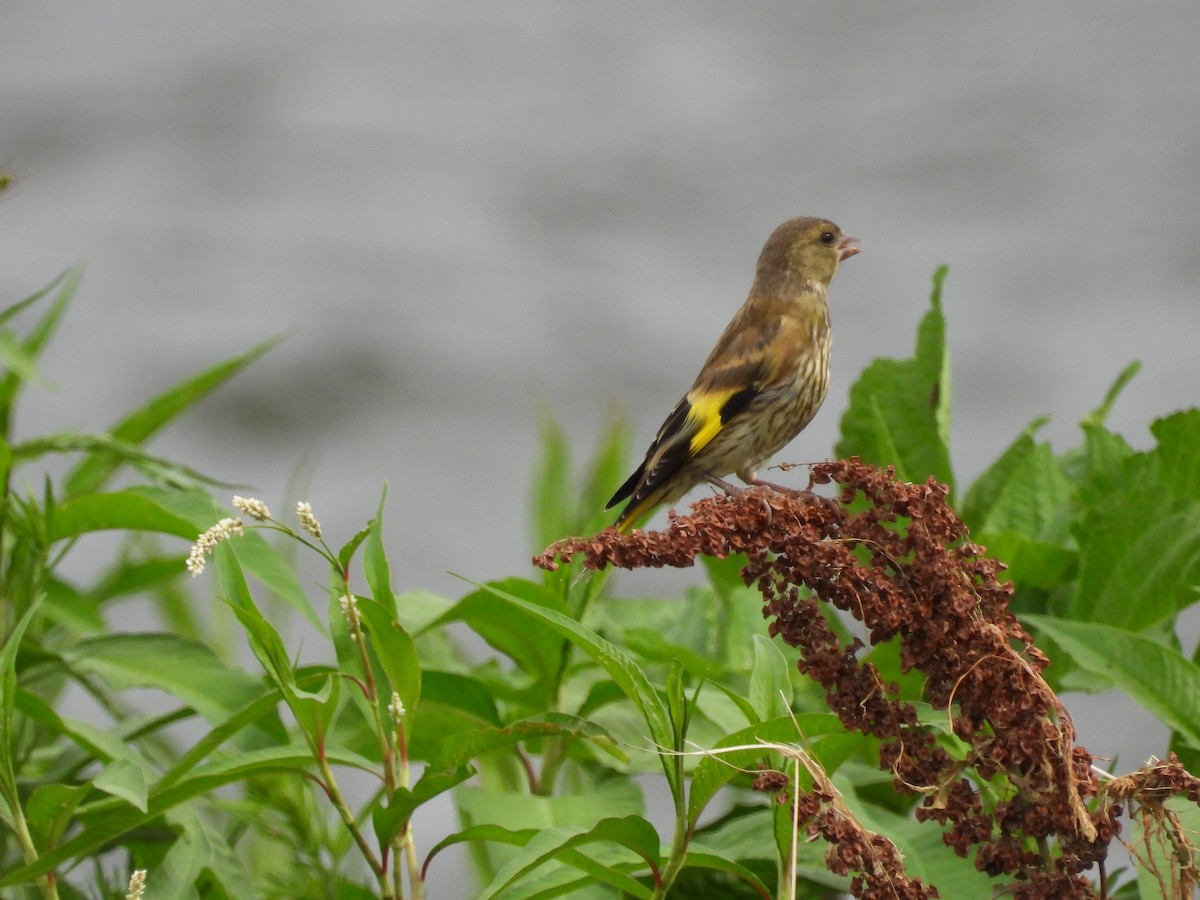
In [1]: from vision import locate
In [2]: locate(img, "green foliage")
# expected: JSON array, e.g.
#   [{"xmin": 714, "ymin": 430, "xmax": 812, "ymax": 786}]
[{"xmin": 0, "ymin": 258, "xmax": 1196, "ymax": 900}]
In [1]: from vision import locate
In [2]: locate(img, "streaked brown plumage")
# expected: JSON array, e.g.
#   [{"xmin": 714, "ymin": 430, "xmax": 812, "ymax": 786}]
[{"xmin": 607, "ymin": 216, "xmax": 860, "ymax": 531}]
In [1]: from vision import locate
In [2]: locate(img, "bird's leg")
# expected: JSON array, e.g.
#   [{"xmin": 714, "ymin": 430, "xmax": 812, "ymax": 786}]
[
  {"xmin": 715, "ymin": 471, "xmax": 775, "ymax": 522},
  {"xmin": 705, "ymin": 473, "xmax": 745, "ymax": 495},
  {"xmin": 737, "ymin": 468, "xmax": 795, "ymax": 494}
]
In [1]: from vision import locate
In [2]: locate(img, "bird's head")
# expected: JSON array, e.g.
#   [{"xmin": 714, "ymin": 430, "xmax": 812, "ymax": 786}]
[{"xmin": 754, "ymin": 216, "xmax": 860, "ymax": 294}]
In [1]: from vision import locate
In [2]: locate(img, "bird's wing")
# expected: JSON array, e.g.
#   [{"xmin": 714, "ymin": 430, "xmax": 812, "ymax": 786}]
[{"xmin": 607, "ymin": 316, "xmax": 792, "ymax": 517}]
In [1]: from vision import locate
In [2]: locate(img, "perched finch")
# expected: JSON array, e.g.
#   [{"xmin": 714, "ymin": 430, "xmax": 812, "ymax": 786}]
[{"xmin": 607, "ymin": 216, "xmax": 860, "ymax": 532}]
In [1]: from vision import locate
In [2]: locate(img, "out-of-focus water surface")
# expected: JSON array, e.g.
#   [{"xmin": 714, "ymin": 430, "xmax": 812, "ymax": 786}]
[{"xmin": 2, "ymin": 2, "xmax": 1197, "ymax": 893}]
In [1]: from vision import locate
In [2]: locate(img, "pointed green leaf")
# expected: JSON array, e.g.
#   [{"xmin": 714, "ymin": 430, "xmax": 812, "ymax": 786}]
[
  {"xmin": 1024, "ymin": 616, "xmax": 1200, "ymax": 745},
  {"xmin": 92, "ymin": 759, "xmax": 149, "ymax": 813},
  {"xmin": 47, "ymin": 490, "xmax": 198, "ymax": 542},
  {"xmin": 477, "ymin": 816, "xmax": 660, "ymax": 900},
  {"xmin": 62, "ymin": 632, "xmax": 264, "ymax": 726},
  {"xmin": 428, "ymin": 713, "xmax": 623, "ymax": 771},
  {"xmin": 837, "ymin": 266, "xmax": 954, "ymax": 494},
  {"xmin": 25, "ymin": 783, "xmax": 91, "ymax": 851},
  {"xmin": 0, "ymin": 599, "xmax": 42, "ymax": 810},
  {"xmin": 475, "ymin": 579, "xmax": 679, "ymax": 797},
  {"xmin": 434, "ymin": 579, "xmax": 568, "ymax": 696},
  {"xmin": 687, "ymin": 713, "xmax": 849, "ymax": 827},
  {"xmin": 376, "ymin": 764, "xmax": 475, "ymax": 845},
  {"xmin": 748, "ymin": 635, "xmax": 792, "ymax": 722},
  {"xmin": 64, "ymin": 333, "xmax": 285, "ymax": 496},
  {"xmin": 355, "ymin": 595, "xmax": 420, "ymax": 735}
]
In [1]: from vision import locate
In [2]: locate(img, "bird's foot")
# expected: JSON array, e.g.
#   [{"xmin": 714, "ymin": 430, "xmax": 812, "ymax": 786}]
[{"xmin": 706, "ymin": 474, "xmax": 775, "ymax": 523}]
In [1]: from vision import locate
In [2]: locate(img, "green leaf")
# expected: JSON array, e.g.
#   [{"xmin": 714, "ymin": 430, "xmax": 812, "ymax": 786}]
[
  {"xmin": 363, "ymin": 488, "xmax": 394, "ymax": 612},
  {"xmin": 687, "ymin": 713, "xmax": 849, "ymax": 827},
  {"xmin": 1151, "ymin": 410, "xmax": 1200, "ymax": 501},
  {"xmin": 355, "ymin": 596, "xmax": 420, "ymax": 733},
  {"xmin": 25, "ymin": 783, "xmax": 90, "ymax": 851},
  {"xmin": 47, "ymin": 490, "xmax": 198, "ymax": 542},
  {"xmin": 1072, "ymin": 498, "xmax": 1200, "ymax": 631},
  {"xmin": 0, "ymin": 741, "xmax": 375, "ymax": 886},
  {"xmin": 1024, "ymin": 616, "xmax": 1200, "ymax": 745},
  {"xmin": 961, "ymin": 419, "xmax": 1072, "ymax": 538},
  {"xmin": 1, "ymin": 598, "xmax": 45, "ymax": 805},
  {"xmin": 531, "ymin": 413, "xmax": 573, "ymax": 552},
  {"xmin": 676, "ymin": 846, "xmax": 773, "ymax": 899},
  {"xmin": 92, "ymin": 759, "xmax": 149, "ymax": 813},
  {"xmin": 425, "ymin": 823, "xmax": 656, "ymax": 898},
  {"xmin": 475, "ymin": 579, "xmax": 679, "ymax": 798},
  {"xmin": 1082, "ymin": 360, "xmax": 1141, "ymax": 428},
  {"xmin": 0, "ymin": 265, "xmax": 80, "ymax": 434},
  {"xmin": 64, "ymin": 332, "xmax": 285, "ymax": 496},
  {"xmin": 578, "ymin": 414, "xmax": 630, "ymax": 533},
  {"xmin": 434, "ymin": 579, "xmax": 568, "ymax": 699},
  {"xmin": 374, "ymin": 764, "xmax": 475, "ymax": 846},
  {"xmin": 748, "ymin": 635, "xmax": 792, "ymax": 722},
  {"xmin": 477, "ymin": 816, "xmax": 660, "ymax": 900},
  {"xmin": 215, "ymin": 542, "xmax": 295, "ymax": 687},
  {"xmin": 837, "ymin": 266, "xmax": 954, "ymax": 494},
  {"xmin": 62, "ymin": 633, "xmax": 265, "ymax": 727},
  {"xmin": 428, "ymin": 713, "xmax": 624, "ymax": 770},
  {"xmin": 456, "ymin": 779, "xmax": 645, "ymax": 832}
]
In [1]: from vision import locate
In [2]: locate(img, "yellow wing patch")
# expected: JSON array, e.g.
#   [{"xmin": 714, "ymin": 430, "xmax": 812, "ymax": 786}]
[{"xmin": 685, "ymin": 388, "xmax": 741, "ymax": 456}]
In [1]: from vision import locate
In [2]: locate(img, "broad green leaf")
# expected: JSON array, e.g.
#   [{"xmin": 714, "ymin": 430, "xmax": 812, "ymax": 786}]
[
  {"xmin": 153, "ymin": 808, "xmax": 230, "ymax": 900},
  {"xmin": 456, "ymin": 780, "xmax": 644, "ymax": 833},
  {"xmin": 476, "ymin": 579, "xmax": 679, "ymax": 797},
  {"xmin": 675, "ymin": 846, "xmax": 773, "ymax": 899},
  {"xmin": 477, "ymin": 816, "xmax": 660, "ymax": 900},
  {"xmin": 428, "ymin": 713, "xmax": 624, "ymax": 771},
  {"xmin": 623, "ymin": 628, "xmax": 713, "ymax": 678},
  {"xmin": 424, "ymin": 824, "xmax": 652, "ymax": 899},
  {"xmin": 408, "ymin": 671, "xmax": 502, "ymax": 761},
  {"xmin": 63, "ymin": 333, "xmax": 284, "ymax": 496},
  {"xmin": 374, "ymin": 764, "xmax": 474, "ymax": 846},
  {"xmin": 25, "ymin": 783, "xmax": 90, "ymax": 851},
  {"xmin": 748, "ymin": 635, "xmax": 792, "ymax": 722},
  {"xmin": 842, "ymin": 785, "xmax": 994, "ymax": 896},
  {"xmin": 92, "ymin": 759, "xmax": 149, "ymax": 813},
  {"xmin": 1024, "ymin": 616, "xmax": 1200, "ymax": 745},
  {"xmin": 355, "ymin": 596, "xmax": 420, "ymax": 737},
  {"xmin": 47, "ymin": 490, "xmax": 197, "ymax": 542},
  {"xmin": 687, "ymin": 713, "xmax": 849, "ymax": 827},
  {"xmin": 1151, "ymin": 410, "xmax": 1200, "ymax": 501},
  {"xmin": 435, "ymin": 579, "xmax": 567, "ymax": 698},
  {"xmin": 837, "ymin": 266, "xmax": 954, "ymax": 495},
  {"xmin": 0, "ymin": 741, "xmax": 375, "ymax": 886},
  {"xmin": 10, "ymin": 433, "xmax": 226, "ymax": 490},
  {"xmin": 62, "ymin": 632, "xmax": 264, "ymax": 727},
  {"xmin": 393, "ymin": 588, "xmax": 455, "ymax": 634},
  {"xmin": 337, "ymin": 522, "xmax": 372, "ymax": 573},
  {"xmin": 961, "ymin": 420, "xmax": 1072, "ymax": 538},
  {"xmin": 1073, "ymin": 499, "xmax": 1200, "ymax": 630},
  {"xmin": 156, "ymin": 689, "xmax": 287, "ymax": 788}
]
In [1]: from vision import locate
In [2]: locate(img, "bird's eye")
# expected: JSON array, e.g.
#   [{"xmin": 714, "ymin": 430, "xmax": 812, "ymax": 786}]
[{"xmin": 819, "ymin": 231, "xmax": 835, "ymax": 245}]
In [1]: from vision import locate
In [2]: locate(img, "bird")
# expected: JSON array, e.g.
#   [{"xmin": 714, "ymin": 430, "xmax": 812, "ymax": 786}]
[{"xmin": 606, "ymin": 216, "xmax": 860, "ymax": 532}]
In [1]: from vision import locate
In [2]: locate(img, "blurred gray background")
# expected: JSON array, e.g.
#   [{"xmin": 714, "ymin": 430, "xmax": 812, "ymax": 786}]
[{"xmin": 2, "ymin": 2, "xmax": 1197, "ymax": 894}]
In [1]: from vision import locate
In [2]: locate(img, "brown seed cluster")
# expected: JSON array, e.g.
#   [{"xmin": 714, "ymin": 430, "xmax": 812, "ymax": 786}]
[{"xmin": 536, "ymin": 458, "xmax": 1183, "ymax": 898}]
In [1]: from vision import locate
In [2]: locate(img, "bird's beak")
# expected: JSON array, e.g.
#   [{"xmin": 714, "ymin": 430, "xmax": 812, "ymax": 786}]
[{"xmin": 837, "ymin": 235, "xmax": 861, "ymax": 262}]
